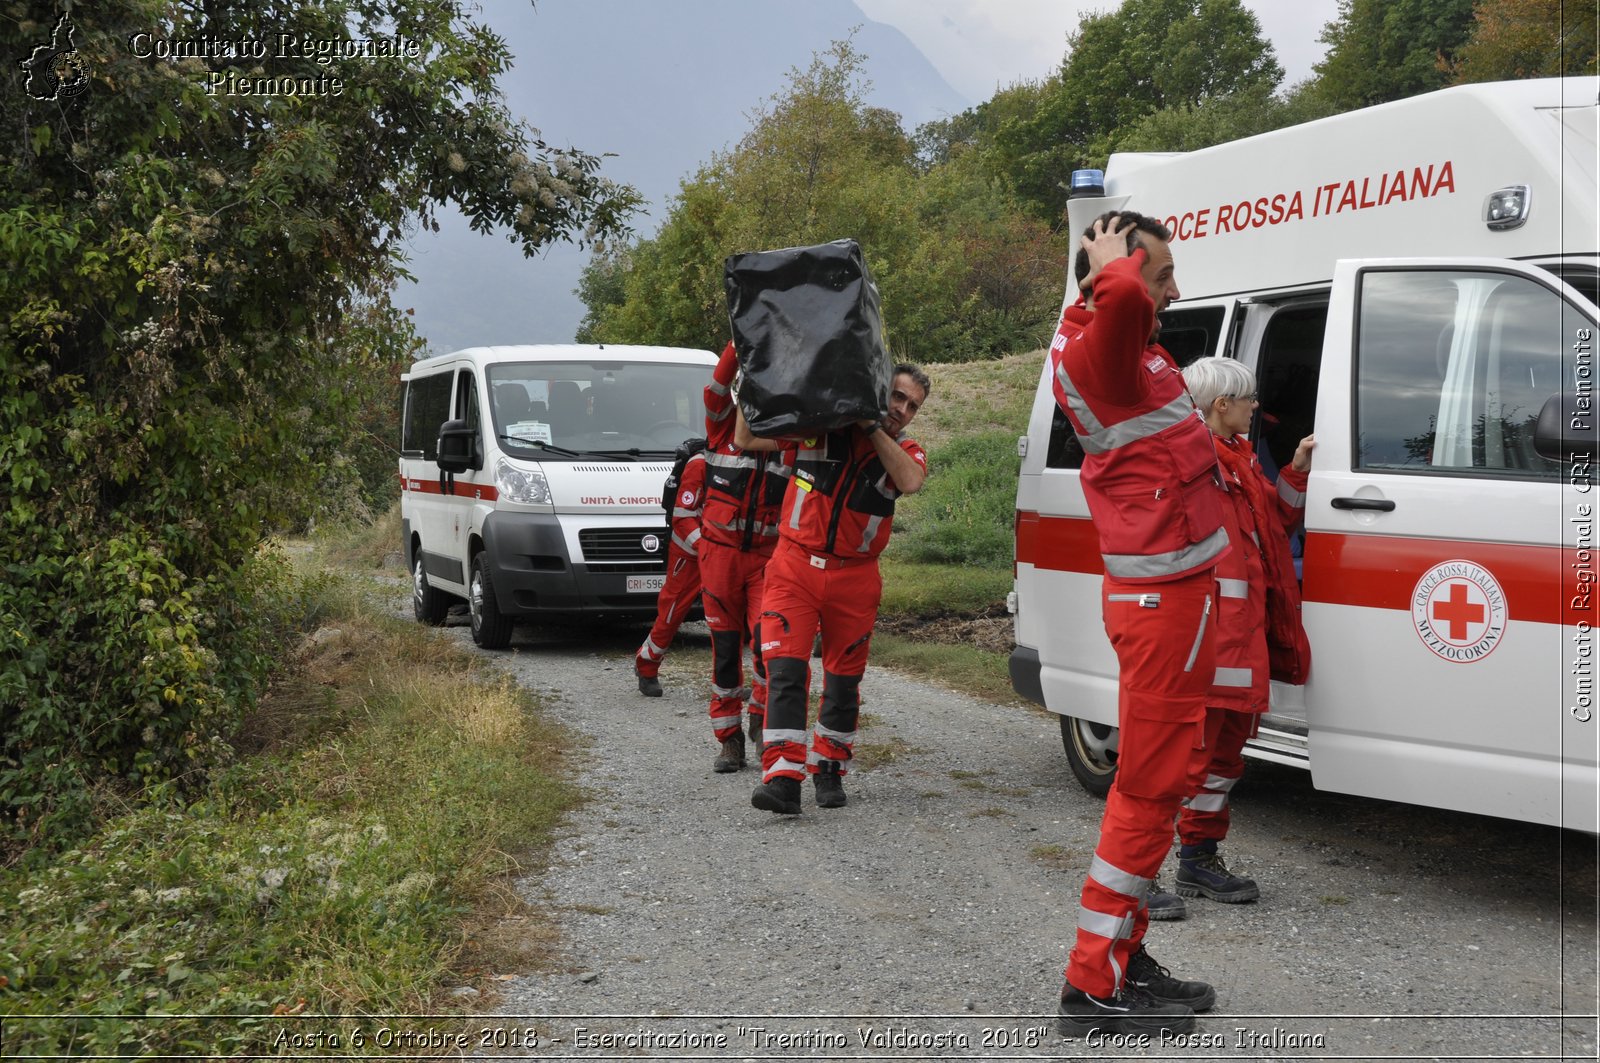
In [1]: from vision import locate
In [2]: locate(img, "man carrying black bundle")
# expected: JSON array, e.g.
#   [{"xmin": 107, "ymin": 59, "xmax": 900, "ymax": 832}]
[{"xmin": 734, "ymin": 365, "xmax": 929, "ymax": 814}]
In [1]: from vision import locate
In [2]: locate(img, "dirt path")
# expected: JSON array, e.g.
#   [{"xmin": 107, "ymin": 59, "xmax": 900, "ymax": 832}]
[{"xmin": 424, "ymin": 612, "xmax": 1597, "ymax": 1061}]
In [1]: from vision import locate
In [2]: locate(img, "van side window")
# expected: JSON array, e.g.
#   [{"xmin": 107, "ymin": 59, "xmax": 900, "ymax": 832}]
[
  {"xmin": 456, "ymin": 369, "xmax": 480, "ymax": 427},
  {"xmin": 1254, "ymin": 304, "xmax": 1328, "ymax": 477},
  {"xmin": 401, "ymin": 372, "xmax": 452, "ymax": 460},
  {"xmin": 1158, "ymin": 306, "xmax": 1226, "ymax": 369},
  {"xmin": 1355, "ymin": 269, "xmax": 1581, "ymax": 479},
  {"xmin": 1045, "ymin": 404, "xmax": 1085, "ymax": 470}
]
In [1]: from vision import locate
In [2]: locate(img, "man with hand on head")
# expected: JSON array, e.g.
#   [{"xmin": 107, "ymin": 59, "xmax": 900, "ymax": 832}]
[
  {"xmin": 734, "ymin": 364, "xmax": 929, "ymax": 815},
  {"xmin": 1048, "ymin": 212, "xmax": 1230, "ymax": 1037}
]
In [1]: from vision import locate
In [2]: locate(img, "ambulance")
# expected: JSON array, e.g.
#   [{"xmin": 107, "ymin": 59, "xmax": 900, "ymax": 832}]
[
  {"xmin": 399, "ymin": 343, "xmax": 717, "ymax": 648},
  {"xmin": 1009, "ymin": 77, "xmax": 1600, "ymax": 832}
]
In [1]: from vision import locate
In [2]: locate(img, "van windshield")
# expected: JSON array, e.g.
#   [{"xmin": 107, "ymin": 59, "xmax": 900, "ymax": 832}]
[{"xmin": 486, "ymin": 360, "xmax": 711, "ymax": 459}]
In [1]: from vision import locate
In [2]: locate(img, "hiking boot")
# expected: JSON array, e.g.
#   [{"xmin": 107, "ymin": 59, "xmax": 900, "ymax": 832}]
[
  {"xmin": 1176, "ymin": 849, "xmax": 1260, "ymax": 903},
  {"xmin": 1125, "ymin": 944, "xmax": 1216, "ymax": 1012},
  {"xmin": 1146, "ymin": 878, "xmax": 1188, "ymax": 921},
  {"xmin": 813, "ymin": 762, "xmax": 847, "ymax": 808},
  {"xmin": 751, "ymin": 775, "xmax": 802, "ymax": 815},
  {"xmin": 746, "ymin": 713, "xmax": 764, "ymax": 745},
  {"xmin": 712, "ymin": 732, "xmax": 745, "ymax": 773},
  {"xmin": 1055, "ymin": 981, "xmax": 1195, "ymax": 1037},
  {"xmin": 635, "ymin": 669, "xmax": 663, "ymax": 697}
]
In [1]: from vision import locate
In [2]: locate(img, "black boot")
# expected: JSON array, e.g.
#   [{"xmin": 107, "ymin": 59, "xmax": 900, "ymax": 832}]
[
  {"xmin": 1176, "ymin": 844, "xmax": 1260, "ymax": 902},
  {"xmin": 751, "ymin": 775, "xmax": 802, "ymax": 815},
  {"xmin": 813, "ymin": 762, "xmax": 847, "ymax": 808},
  {"xmin": 1056, "ymin": 982, "xmax": 1195, "ymax": 1036},
  {"xmin": 1124, "ymin": 943, "xmax": 1216, "ymax": 1012}
]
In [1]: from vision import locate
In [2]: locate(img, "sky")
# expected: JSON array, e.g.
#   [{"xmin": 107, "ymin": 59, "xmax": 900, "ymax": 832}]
[{"xmin": 853, "ymin": 0, "xmax": 1345, "ymax": 102}]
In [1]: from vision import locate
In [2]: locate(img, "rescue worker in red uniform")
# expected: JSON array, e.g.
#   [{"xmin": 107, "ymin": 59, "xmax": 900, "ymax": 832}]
[
  {"xmin": 700, "ymin": 342, "xmax": 793, "ymax": 772},
  {"xmin": 634, "ymin": 446, "xmax": 707, "ymax": 697},
  {"xmin": 1168, "ymin": 356, "xmax": 1313, "ymax": 907},
  {"xmin": 734, "ymin": 365, "xmax": 929, "ymax": 815},
  {"xmin": 1049, "ymin": 213, "xmax": 1230, "ymax": 1037}
]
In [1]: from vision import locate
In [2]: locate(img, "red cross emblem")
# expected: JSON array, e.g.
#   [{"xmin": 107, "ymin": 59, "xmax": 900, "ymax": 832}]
[
  {"xmin": 1411, "ymin": 561, "xmax": 1507, "ymax": 663},
  {"xmin": 1431, "ymin": 581, "xmax": 1486, "ymax": 642}
]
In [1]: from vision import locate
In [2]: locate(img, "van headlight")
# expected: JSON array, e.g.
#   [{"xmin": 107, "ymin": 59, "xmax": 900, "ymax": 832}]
[{"xmin": 494, "ymin": 458, "xmax": 551, "ymax": 505}]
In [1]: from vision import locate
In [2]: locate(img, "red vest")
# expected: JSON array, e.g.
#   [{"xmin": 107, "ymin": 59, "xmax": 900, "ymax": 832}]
[
  {"xmin": 780, "ymin": 428, "xmax": 926, "ymax": 559},
  {"xmin": 702, "ymin": 342, "xmax": 790, "ymax": 552},
  {"xmin": 1050, "ymin": 311, "xmax": 1229, "ymax": 582}
]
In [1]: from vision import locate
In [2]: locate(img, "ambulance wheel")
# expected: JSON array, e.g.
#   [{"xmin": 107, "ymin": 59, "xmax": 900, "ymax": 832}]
[
  {"xmin": 469, "ymin": 552, "xmax": 514, "ymax": 650},
  {"xmin": 413, "ymin": 555, "xmax": 449, "ymax": 626},
  {"xmin": 1060, "ymin": 715, "xmax": 1118, "ymax": 798}
]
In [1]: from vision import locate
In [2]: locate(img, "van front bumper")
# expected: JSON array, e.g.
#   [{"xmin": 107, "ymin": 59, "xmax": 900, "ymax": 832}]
[{"xmin": 482, "ymin": 511, "xmax": 674, "ymax": 617}]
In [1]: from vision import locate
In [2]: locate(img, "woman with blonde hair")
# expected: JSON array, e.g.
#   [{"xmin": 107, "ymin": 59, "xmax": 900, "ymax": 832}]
[{"xmin": 1159, "ymin": 356, "xmax": 1314, "ymax": 916}]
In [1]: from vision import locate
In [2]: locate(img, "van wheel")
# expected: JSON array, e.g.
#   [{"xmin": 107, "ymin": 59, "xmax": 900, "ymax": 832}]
[
  {"xmin": 1061, "ymin": 715, "xmax": 1118, "ymax": 798},
  {"xmin": 470, "ymin": 552, "xmax": 514, "ymax": 650},
  {"xmin": 413, "ymin": 555, "xmax": 449, "ymax": 626}
]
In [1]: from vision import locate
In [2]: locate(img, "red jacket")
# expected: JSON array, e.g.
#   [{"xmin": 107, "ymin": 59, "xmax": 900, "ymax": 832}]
[
  {"xmin": 1048, "ymin": 253, "xmax": 1229, "ymax": 583},
  {"xmin": 668, "ymin": 452, "xmax": 706, "ymax": 558},
  {"xmin": 780, "ymin": 426, "xmax": 926, "ymax": 560},
  {"xmin": 1209, "ymin": 435, "xmax": 1310, "ymax": 709},
  {"xmin": 702, "ymin": 342, "xmax": 792, "ymax": 553}
]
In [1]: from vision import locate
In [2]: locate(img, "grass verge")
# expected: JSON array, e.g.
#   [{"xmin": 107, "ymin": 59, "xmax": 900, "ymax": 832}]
[
  {"xmin": 868, "ymin": 632, "xmax": 1026, "ymax": 707},
  {"xmin": 0, "ymin": 566, "xmax": 580, "ymax": 1057}
]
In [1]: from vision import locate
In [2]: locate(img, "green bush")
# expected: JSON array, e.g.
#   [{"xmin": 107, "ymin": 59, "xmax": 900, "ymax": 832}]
[
  {"xmin": 892, "ymin": 430, "xmax": 1020, "ymax": 567},
  {"xmin": 0, "ymin": 1, "xmax": 634, "ymax": 852}
]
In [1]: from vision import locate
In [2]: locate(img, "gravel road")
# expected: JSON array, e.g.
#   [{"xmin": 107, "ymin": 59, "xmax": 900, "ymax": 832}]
[{"xmin": 419, "ymin": 608, "xmax": 1597, "ymax": 1062}]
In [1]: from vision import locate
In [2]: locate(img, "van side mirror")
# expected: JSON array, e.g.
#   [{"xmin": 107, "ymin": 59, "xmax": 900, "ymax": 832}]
[
  {"xmin": 1533, "ymin": 393, "xmax": 1598, "ymax": 463},
  {"xmin": 436, "ymin": 418, "xmax": 481, "ymax": 473}
]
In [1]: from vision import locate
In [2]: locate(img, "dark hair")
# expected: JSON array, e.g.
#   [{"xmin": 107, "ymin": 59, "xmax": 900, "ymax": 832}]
[
  {"xmin": 1072, "ymin": 210, "xmax": 1172, "ymax": 288},
  {"xmin": 894, "ymin": 362, "xmax": 931, "ymax": 398}
]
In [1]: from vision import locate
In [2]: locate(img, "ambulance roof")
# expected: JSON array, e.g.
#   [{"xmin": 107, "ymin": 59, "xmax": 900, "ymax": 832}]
[
  {"xmin": 405, "ymin": 343, "xmax": 718, "ymax": 377},
  {"xmin": 1066, "ymin": 77, "xmax": 1599, "ymax": 303}
]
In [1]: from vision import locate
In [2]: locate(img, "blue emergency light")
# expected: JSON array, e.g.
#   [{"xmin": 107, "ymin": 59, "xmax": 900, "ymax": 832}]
[{"xmin": 1069, "ymin": 169, "xmax": 1106, "ymax": 199}]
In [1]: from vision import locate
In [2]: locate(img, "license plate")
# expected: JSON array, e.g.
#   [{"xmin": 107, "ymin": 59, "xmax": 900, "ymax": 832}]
[{"xmin": 626, "ymin": 575, "xmax": 666, "ymax": 593}]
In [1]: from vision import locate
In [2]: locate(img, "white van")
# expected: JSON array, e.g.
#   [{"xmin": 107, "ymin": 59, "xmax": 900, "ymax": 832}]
[
  {"xmin": 1010, "ymin": 77, "xmax": 1599, "ymax": 831},
  {"xmin": 399, "ymin": 344, "xmax": 717, "ymax": 648}
]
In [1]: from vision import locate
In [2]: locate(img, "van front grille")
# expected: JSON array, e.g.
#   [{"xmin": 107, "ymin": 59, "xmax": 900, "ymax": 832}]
[{"xmin": 579, "ymin": 526, "xmax": 670, "ymax": 567}]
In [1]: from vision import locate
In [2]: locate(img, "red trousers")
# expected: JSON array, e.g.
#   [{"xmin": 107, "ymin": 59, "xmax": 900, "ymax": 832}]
[
  {"xmin": 698, "ymin": 539, "xmax": 772, "ymax": 740},
  {"xmin": 1066, "ymin": 570, "xmax": 1217, "ymax": 997},
  {"xmin": 757, "ymin": 540, "xmax": 881, "ymax": 782},
  {"xmin": 1177, "ymin": 707, "xmax": 1256, "ymax": 845},
  {"xmin": 635, "ymin": 545, "xmax": 702, "ymax": 678}
]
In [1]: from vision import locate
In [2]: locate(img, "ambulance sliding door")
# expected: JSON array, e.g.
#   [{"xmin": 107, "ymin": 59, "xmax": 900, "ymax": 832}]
[{"xmin": 1303, "ymin": 259, "xmax": 1597, "ymax": 831}]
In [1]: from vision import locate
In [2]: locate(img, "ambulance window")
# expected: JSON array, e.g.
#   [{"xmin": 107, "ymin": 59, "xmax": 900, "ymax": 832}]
[
  {"xmin": 454, "ymin": 369, "xmax": 480, "ymax": 427},
  {"xmin": 1254, "ymin": 305, "xmax": 1327, "ymax": 477},
  {"xmin": 401, "ymin": 372, "xmax": 452, "ymax": 460},
  {"xmin": 1355, "ymin": 269, "xmax": 1576, "ymax": 479},
  {"xmin": 1045, "ymin": 405, "xmax": 1085, "ymax": 470},
  {"xmin": 1158, "ymin": 307, "xmax": 1226, "ymax": 368}
]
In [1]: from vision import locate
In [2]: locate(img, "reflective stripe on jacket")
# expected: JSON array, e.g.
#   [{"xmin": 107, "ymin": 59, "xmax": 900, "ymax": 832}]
[{"xmin": 1048, "ymin": 259, "xmax": 1229, "ymax": 582}]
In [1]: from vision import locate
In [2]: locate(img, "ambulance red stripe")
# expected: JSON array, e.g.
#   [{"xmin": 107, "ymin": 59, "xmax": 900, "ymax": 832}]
[
  {"xmin": 1014, "ymin": 510, "xmax": 1579, "ymax": 627},
  {"xmin": 399, "ymin": 474, "xmax": 499, "ymax": 502}
]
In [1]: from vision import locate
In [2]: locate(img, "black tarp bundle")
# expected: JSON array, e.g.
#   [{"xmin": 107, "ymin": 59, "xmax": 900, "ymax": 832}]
[{"xmin": 724, "ymin": 239, "xmax": 891, "ymax": 438}]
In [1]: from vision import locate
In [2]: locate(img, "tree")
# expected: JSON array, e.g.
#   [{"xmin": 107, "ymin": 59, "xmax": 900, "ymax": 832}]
[
  {"xmin": 1311, "ymin": 0, "xmax": 1479, "ymax": 110},
  {"xmin": 584, "ymin": 38, "xmax": 925, "ymax": 352},
  {"xmin": 990, "ymin": 0, "xmax": 1282, "ymax": 217},
  {"xmin": 0, "ymin": 0, "xmax": 638, "ymax": 846},
  {"xmin": 1450, "ymin": 0, "xmax": 1599, "ymax": 82}
]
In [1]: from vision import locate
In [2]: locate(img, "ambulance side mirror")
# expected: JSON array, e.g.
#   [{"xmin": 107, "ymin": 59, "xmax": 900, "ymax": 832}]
[
  {"xmin": 436, "ymin": 418, "xmax": 481, "ymax": 473},
  {"xmin": 1533, "ymin": 393, "xmax": 1597, "ymax": 463}
]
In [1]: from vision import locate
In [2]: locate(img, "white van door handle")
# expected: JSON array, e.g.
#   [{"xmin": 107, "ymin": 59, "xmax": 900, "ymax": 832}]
[{"xmin": 1330, "ymin": 496, "xmax": 1396, "ymax": 512}]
